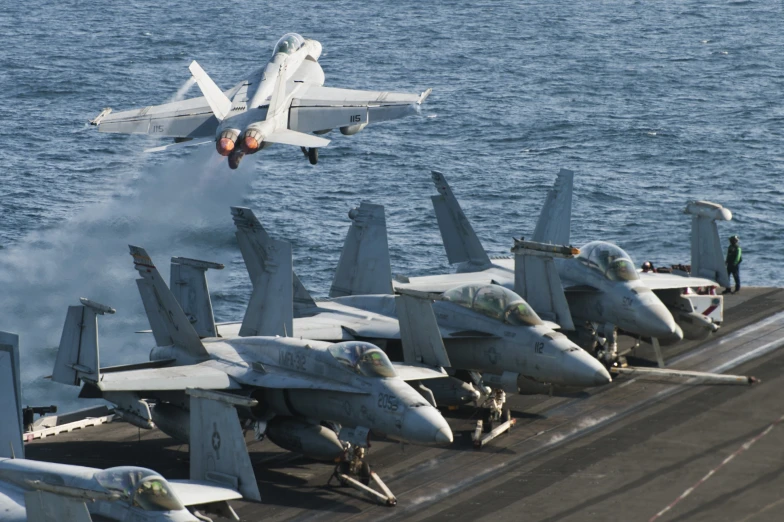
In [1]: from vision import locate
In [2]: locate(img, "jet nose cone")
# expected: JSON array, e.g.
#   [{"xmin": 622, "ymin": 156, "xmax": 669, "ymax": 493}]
[
  {"xmin": 561, "ymin": 346, "xmax": 612, "ymax": 387},
  {"xmin": 402, "ymin": 406, "xmax": 453, "ymax": 446},
  {"xmin": 593, "ymin": 368, "xmax": 612, "ymax": 386},
  {"xmin": 642, "ymin": 303, "xmax": 681, "ymax": 341}
]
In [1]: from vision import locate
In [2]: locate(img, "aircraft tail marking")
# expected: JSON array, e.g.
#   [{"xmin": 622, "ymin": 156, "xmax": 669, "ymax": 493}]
[
  {"xmin": 430, "ymin": 171, "xmax": 491, "ymax": 268},
  {"xmin": 330, "ymin": 202, "xmax": 393, "ymax": 298},
  {"xmin": 188, "ymin": 388, "xmax": 261, "ymax": 502}
]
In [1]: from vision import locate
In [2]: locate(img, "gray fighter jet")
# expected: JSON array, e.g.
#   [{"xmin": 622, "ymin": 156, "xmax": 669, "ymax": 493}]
[
  {"xmin": 394, "ymin": 171, "xmax": 686, "ymax": 364},
  {"xmin": 90, "ymin": 33, "xmax": 431, "ymax": 168},
  {"xmin": 205, "ymin": 206, "xmax": 610, "ymax": 410},
  {"xmin": 0, "ymin": 332, "xmax": 249, "ymax": 522},
  {"xmin": 51, "ymin": 245, "xmax": 453, "ymax": 468}
]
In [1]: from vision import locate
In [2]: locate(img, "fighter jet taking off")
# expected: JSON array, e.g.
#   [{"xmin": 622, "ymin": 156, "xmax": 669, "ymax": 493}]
[{"xmin": 90, "ymin": 33, "xmax": 431, "ymax": 168}]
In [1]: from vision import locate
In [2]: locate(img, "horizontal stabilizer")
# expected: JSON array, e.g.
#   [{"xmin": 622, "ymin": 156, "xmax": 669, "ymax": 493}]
[
  {"xmin": 144, "ymin": 138, "xmax": 213, "ymax": 153},
  {"xmin": 264, "ymin": 129, "xmax": 330, "ymax": 148},
  {"xmin": 189, "ymin": 60, "xmax": 232, "ymax": 121}
]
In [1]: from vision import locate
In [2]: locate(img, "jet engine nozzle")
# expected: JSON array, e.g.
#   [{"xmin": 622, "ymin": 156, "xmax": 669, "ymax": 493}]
[
  {"xmin": 241, "ymin": 128, "xmax": 264, "ymax": 154},
  {"xmin": 216, "ymin": 129, "xmax": 240, "ymax": 157}
]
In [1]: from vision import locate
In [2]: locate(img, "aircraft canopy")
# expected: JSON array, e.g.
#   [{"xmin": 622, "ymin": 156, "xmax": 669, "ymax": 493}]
[
  {"xmin": 329, "ymin": 341, "xmax": 397, "ymax": 378},
  {"xmin": 443, "ymin": 284, "xmax": 543, "ymax": 327},
  {"xmin": 95, "ymin": 466, "xmax": 185, "ymax": 512},
  {"xmin": 273, "ymin": 33, "xmax": 305, "ymax": 56},
  {"xmin": 576, "ymin": 241, "xmax": 639, "ymax": 282}
]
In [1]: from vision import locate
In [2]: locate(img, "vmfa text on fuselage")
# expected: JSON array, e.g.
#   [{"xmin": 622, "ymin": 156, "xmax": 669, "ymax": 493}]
[{"xmin": 91, "ymin": 33, "xmax": 431, "ymax": 168}]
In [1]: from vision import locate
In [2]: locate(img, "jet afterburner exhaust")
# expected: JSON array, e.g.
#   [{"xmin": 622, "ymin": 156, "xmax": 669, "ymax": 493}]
[{"xmin": 216, "ymin": 129, "xmax": 240, "ymax": 156}]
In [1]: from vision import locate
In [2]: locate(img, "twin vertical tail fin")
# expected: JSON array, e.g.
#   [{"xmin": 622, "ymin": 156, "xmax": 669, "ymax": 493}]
[
  {"xmin": 395, "ymin": 293, "xmax": 451, "ymax": 368},
  {"xmin": 511, "ymin": 240, "xmax": 575, "ymax": 330},
  {"xmin": 130, "ymin": 246, "xmax": 209, "ymax": 358},
  {"xmin": 430, "ymin": 171, "xmax": 491, "ymax": 268},
  {"xmin": 170, "ymin": 257, "xmax": 224, "ymax": 338},
  {"xmin": 531, "ymin": 168, "xmax": 574, "ymax": 245},
  {"xmin": 52, "ymin": 299, "xmax": 115, "ymax": 387},
  {"xmin": 0, "ymin": 331, "xmax": 24, "ymax": 459},
  {"xmin": 231, "ymin": 207, "xmax": 296, "ymax": 336},
  {"xmin": 684, "ymin": 201, "xmax": 732, "ymax": 288},
  {"xmin": 189, "ymin": 60, "xmax": 232, "ymax": 122},
  {"xmin": 329, "ymin": 202, "xmax": 393, "ymax": 297},
  {"xmin": 188, "ymin": 388, "xmax": 261, "ymax": 502}
]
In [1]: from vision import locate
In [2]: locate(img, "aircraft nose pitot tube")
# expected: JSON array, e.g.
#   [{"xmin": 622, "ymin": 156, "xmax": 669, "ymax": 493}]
[
  {"xmin": 216, "ymin": 128, "xmax": 240, "ymax": 156},
  {"xmin": 400, "ymin": 405, "xmax": 453, "ymax": 446}
]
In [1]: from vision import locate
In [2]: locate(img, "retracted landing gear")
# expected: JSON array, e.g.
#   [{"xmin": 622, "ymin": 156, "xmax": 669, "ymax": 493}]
[
  {"xmin": 471, "ymin": 387, "xmax": 516, "ymax": 449},
  {"xmin": 328, "ymin": 445, "xmax": 396, "ymax": 506},
  {"xmin": 300, "ymin": 146, "xmax": 319, "ymax": 165}
]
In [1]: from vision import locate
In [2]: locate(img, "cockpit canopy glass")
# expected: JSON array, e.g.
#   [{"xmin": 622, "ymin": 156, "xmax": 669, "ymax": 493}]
[
  {"xmin": 576, "ymin": 241, "xmax": 639, "ymax": 281},
  {"xmin": 273, "ymin": 33, "xmax": 305, "ymax": 57},
  {"xmin": 442, "ymin": 284, "xmax": 544, "ymax": 327},
  {"xmin": 328, "ymin": 341, "xmax": 397, "ymax": 378},
  {"xmin": 94, "ymin": 467, "xmax": 184, "ymax": 512}
]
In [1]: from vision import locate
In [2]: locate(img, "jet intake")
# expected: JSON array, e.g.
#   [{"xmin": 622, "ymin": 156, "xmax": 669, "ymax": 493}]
[
  {"xmin": 265, "ymin": 417, "xmax": 344, "ymax": 461},
  {"xmin": 340, "ymin": 123, "xmax": 367, "ymax": 136},
  {"xmin": 216, "ymin": 129, "xmax": 240, "ymax": 157},
  {"xmin": 482, "ymin": 371, "xmax": 520, "ymax": 394}
]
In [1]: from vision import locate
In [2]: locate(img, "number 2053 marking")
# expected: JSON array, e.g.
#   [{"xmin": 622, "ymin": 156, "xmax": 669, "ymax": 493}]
[{"xmin": 377, "ymin": 393, "xmax": 398, "ymax": 411}]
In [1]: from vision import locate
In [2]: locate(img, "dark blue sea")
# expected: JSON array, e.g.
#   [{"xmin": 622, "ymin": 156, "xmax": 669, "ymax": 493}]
[{"xmin": 1, "ymin": 1, "xmax": 782, "ymax": 405}]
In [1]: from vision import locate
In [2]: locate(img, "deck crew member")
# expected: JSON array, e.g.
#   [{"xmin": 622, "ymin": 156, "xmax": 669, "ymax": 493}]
[{"xmin": 724, "ymin": 235, "xmax": 742, "ymax": 294}]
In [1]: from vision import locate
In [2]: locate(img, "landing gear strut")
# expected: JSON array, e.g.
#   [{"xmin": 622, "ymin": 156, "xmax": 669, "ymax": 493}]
[
  {"xmin": 328, "ymin": 445, "xmax": 396, "ymax": 506},
  {"xmin": 301, "ymin": 146, "xmax": 319, "ymax": 165}
]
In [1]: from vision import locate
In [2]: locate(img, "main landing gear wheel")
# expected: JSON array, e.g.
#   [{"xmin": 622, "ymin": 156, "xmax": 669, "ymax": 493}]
[{"xmin": 308, "ymin": 147, "xmax": 318, "ymax": 165}]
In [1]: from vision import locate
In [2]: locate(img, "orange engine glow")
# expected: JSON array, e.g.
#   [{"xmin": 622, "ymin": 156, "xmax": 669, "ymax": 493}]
[
  {"xmin": 242, "ymin": 136, "xmax": 260, "ymax": 153},
  {"xmin": 216, "ymin": 137, "xmax": 235, "ymax": 156}
]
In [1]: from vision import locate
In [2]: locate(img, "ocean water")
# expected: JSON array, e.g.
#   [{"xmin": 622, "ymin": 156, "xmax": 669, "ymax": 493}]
[{"xmin": 0, "ymin": 0, "xmax": 782, "ymax": 406}]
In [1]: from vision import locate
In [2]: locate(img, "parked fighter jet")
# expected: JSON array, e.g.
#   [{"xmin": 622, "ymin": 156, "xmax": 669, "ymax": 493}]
[
  {"xmin": 395, "ymin": 170, "xmax": 687, "ymax": 364},
  {"xmin": 90, "ymin": 33, "xmax": 431, "ymax": 168},
  {"xmin": 202, "ymin": 206, "xmax": 610, "ymax": 412},
  {"xmin": 51, "ymin": 246, "xmax": 452, "ymax": 468},
  {"xmin": 0, "ymin": 331, "xmax": 247, "ymax": 522}
]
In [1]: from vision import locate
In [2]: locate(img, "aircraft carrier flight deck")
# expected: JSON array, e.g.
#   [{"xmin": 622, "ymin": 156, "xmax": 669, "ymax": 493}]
[{"xmin": 25, "ymin": 287, "xmax": 784, "ymax": 522}]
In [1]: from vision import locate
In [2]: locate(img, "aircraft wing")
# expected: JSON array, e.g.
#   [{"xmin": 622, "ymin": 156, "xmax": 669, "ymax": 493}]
[
  {"xmin": 289, "ymin": 85, "xmax": 430, "ymax": 133},
  {"xmin": 169, "ymin": 480, "xmax": 243, "ymax": 506},
  {"xmin": 638, "ymin": 272, "xmax": 720, "ymax": 291},
  {"xmin": 92, "ymin": 78, "xmax": 252, "ymax": 138},
  {"xmin": 234, "ymin": 364, "xmax": 369, "ymax": 394},
  {"xmin": 392, "ymin": 363, "xmax": 447, "ymax": 381},
  {"xmin": 95, "ymin": 363, "xmax": 237, "ymax": 392}
]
